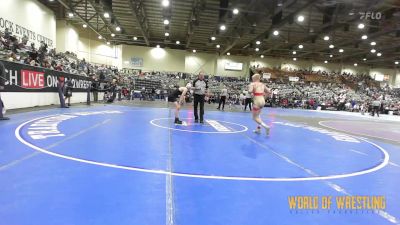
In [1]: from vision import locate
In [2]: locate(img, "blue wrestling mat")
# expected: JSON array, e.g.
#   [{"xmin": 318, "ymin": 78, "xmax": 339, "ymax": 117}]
[{"xmin": 0, "ymin": 105, "xmax": 399, "ymax": 225}]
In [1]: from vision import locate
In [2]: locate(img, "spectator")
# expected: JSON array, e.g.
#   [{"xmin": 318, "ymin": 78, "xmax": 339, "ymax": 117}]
[
  {"xmin": 64, "ymin": 79, "xmax": 73, "ymax": 107},
  {"xmin": 57, "ymin": 77, "xmax": 68, "ymax": 108},
  {"xmin": 0, "ymin": 61, "xmax": 9, "ymax": 120}
]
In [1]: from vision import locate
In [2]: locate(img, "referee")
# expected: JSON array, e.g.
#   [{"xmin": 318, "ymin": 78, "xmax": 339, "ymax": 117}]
[
  {"xmin": 193, "ymin": 72, "xmax": 208, "ymax": 123},
  {"xmin": 0, "ymin": 61, "xmax": 10, "ymax": 120}
]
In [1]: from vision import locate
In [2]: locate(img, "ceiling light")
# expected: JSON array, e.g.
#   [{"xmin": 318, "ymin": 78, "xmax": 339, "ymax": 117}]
[
  {"xmin": 323, "ymin": 36, "xmax": 329, "ymax": 41},
  {"xmin": 176, "ymin": 40, "xmax": 180, "ymax": 44},
  {"xmin": 106, "ymin": 41, "xmax": 110, "ymax": 45},
  {"xmin": 256, "ymin": 41, "xmax": 261, "ymax": 45},
  {"xmin": 339, "ymin": 49, "xmax": 344, "ymax": 53},
  {"xmin": 227, "ymin": 52, "xmax": 231, "ymax": 55},
  {"xmin": 220, "ymin": 25, "xmax": 226, "ymax": 31},
  {"xmin": 297, "ymin": 15, "xmax": 305, "ymax": 22},
  {"xmin": 115, "ymin": 26, "xmax": 121, "ymax": 32},
  {"xmin": 324, "ymin": 60, "xmax": 328, "ymax": 63},
  {"xmin": 111, "ymin": 33, "xmax": 115, "ymax": 37},
  {"xmin": 329, "ymin": 44, "xmax": 334, "ymax": 49},
  {"xmin": 233, "ymin": 8, "xmax": 239, "ymax": 15},
  {"xmin": 163, "ymin": 19, "xmax": 170, "ymax": 25},
  {"xmin": 211, "ymin": 36, "xmax": 216, "ymax": 41},
  {"xmin": 193, "ymin": 49, "xmax": 196, "ymax": 53},
  {"xmin": 377, "ymin": 52, "xmax": 382, "ymax": 57},
  {"xmin": 395, "ymin": 61, "xmax": 399, "ymax": 65},
  {"xmin": 370, "ymin": 41, "xmax": 376, "ymax": 46},
  {"xmin": 361, "ymin": 35, "xmax": 368, "ymax": 40},
  {"xmin": 298, "ymin": 44, "xmax": 303, "ymax": 49},
  {"xmin": 354, "ymin": 63, "xmax": 358, "ymax": 66},
  {"xmin": 329, "ymin": 54, "xmax": 333, "ymax": 58},
  {"xmin": 358, "ymin": 23, "xmax": 365, "ymax": 29},
  {"xmin": 82, "ymin": 24, "xmax": 87, "ymax": 28},
  {"xmin": 156, "ymin": 45, "xmax": 160, "ymax": 48},
  {"xmin": 363, "ymin": 58, "xmax": 367, "ymax": 61},
  {"xmin": 104, "ymin": 12, "xmax": 110, "ymax": 18},
  {"xmin": 49, "ymin": 0, "xmax": 54, "ymax": 2},
  {"xmin": 165, "ymin": 32, "xmax": 170, "ymax": 37},
  {"xmin": 98, "ymin": 35, "xmax": 102, "ymax": 40},
  {"xmin": 216, "ymin": 44, "xmax": 221, "ymax": 48},
  {"xmin": 162, "ymin": 0, "xmax": 170, "ymax": 7},
  {"xmin": 133, "ymin": 36, "xmax": 137, "ymax": 40},
  {"xmin": 273, "ymin": 30, "xmax": 279, "ymax": 36},
  {"xmin": 293, "ymin": 57, "xmax": 297, "ymax": 61},
  {"xmin": 68, "ymin": 12, "xmax": 74, "ymax": 18},
  {"xmin": 292, "ymin": 51, "xmax": 296, "ymax": 55},
  {"xmin": 260, "ymin": 55, "xmax": 264, "ymax": 58},
  {"xmin": 255, "ymin": 48, "xmax": 259, "ymax": 52},
  {"xmin": 370, "ymin": 49, "xmax": 376, "ymax": 53}
]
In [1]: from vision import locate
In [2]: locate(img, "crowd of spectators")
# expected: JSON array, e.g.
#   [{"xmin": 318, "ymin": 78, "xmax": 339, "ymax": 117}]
[
  {"xmin": 2, "ymin": 29, "xmax": 399, "ymax": 115},
  {"xmin": 0, "ymin": 28, "xmax": 118, "ymax": 79}
]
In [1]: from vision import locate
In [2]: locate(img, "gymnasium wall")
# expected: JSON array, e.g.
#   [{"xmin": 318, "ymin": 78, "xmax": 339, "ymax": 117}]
[
  {"xmin": 281, "ymin": 60, "xmax": 313, "ymax": 71},
  {"xmin": 185, "ymin": 53, "xmax": 217, "ymax": 75},
  {"xmin": 0, "ymin": 0, "xmax": 56, "ymax": 48},
  {"xmin": 215, "ymin": 55, "xmax": 250, "ymax": 77},
  {"xmin": 312, "ymin": 62, "xmax": 342, "ymax": 73},
  {"xmin": 78, "ymin": 33, "xmax": 122, "ymax": 68},
  {"xmin": 395, "ymin": 72, "xmax": 400, "ymax": 88},
  {"xmin": 250, "ymin": 57, "xmax": 282, "ymax": 69},
  {"xmin": 55, "ymin": 22, "xmax": 122, "ymax": 68},
  {"xmin": 56, "ymin": 20, "xmax": 79, "ymax": 54},
  {"xmin": 121, "ymin": 45, "xmax": 185, "ymax": 72}
]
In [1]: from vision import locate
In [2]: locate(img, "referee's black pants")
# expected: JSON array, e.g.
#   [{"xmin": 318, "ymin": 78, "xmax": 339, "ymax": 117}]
[
  {"xmin": 244, "ymin": 98, "xmax": 252, "ymax": 111},
  {"xmin": 372, "ymin": 106, "xmax": 380, "ymax": 117},
  {"xmin": 218, "ymin": 96, "xmax": 226, "ymax": 110},
  {"xmin": 193, "ymin": 94, "xmax": 205, "ymax": 122}
]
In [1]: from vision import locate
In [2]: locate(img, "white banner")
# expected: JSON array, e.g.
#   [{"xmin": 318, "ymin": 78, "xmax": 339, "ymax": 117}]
[
  {"xmin": 289, "ymin": 76, "xmax": 299, "ymax": 82},
  {"xmin": 225, "ymin": 62, "xmax": 243, "ymax": 71},
  {"xmin": 263, "ymin": 73, "xmax": 271, "ymax": 79},
  {"xmin": 374, "ymin": 74, "xmax": 384, "ymax": 81}
]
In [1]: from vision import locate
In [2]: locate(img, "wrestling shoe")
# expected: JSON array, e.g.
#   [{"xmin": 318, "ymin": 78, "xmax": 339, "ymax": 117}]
[
  {"xmin": 174, "ymin": 118, "xmax": 183, "ymax": 124},
  {"xmin": 265, "ymin": 126, "xmax": 270, "ymax": 136}
]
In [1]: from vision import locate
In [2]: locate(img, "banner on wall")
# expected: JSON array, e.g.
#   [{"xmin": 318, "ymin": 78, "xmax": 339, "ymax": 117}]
[
  {"xmin": 374, "ymin": 74, "xmax": 384, "ymax": 81},
  {"xmin": 130, "ymin": 57, "xmax": 143, "ymax": 67},
  {"xmin": 262, "ymin": 73, "xmax": 271, "ymax": 79},
  {"xmin": 289, "ymin": 76, "xmax": 299, "ymax": 82},
  {"xmin": 0, "ymin": 60, "xmax": 92, "ymax": 92},
  {"xmin": 225, "ymin": 62, "xmax": 243, "ymax": 71},
  {"xmin": 0, "ymin": 17, "xmax": 54, "ymax": 47},
  {"xmin": 121, "ymin": 68, "xmax": 142, "ymax": 74}
]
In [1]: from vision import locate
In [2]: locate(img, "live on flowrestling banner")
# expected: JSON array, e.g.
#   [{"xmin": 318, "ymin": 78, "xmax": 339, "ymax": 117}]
[
  {"xmin": 0, "ymin": 60, "xmax": 92, "ymax": 92},
  {"xmin": 288, "ymin": 195, "xmax": 386, "ymax": 213}
]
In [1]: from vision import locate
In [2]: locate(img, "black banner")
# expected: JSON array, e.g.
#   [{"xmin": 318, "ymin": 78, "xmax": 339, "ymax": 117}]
[{"xmin": 0, "ymin": 60, "xmax": 92, "ymax": 92}]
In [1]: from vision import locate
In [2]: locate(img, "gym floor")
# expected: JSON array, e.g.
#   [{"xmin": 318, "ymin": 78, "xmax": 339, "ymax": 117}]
[{"xmin": 0, "ymin": 102, "xmax": 399, "ymax": 225}]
